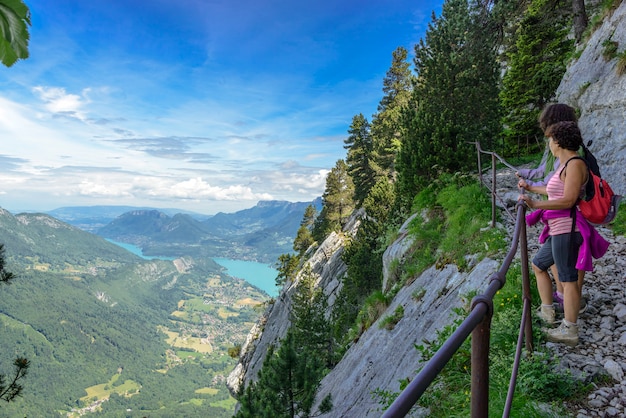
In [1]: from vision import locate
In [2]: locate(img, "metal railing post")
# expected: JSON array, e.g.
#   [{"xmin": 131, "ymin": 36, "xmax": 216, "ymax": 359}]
[
  {"xmin": 519, "ymin": 205, "xmax": 534, "ymax": 353},
  {"xmin": 471, "ymin": 296, "xmax": 493, "ymax": 417},
  {"xmin": 477, "ymin": 143, "xmax": 483, "ymax": 187},
  {"xmin": 492, "ymin": 153, "xmax": 497, "ymax": 227}
]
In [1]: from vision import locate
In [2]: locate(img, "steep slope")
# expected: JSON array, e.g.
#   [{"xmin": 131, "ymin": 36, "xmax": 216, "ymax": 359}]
[
  {"xmin": 227, "ymin": 211, "xmax": 500, "ymax": 417},
  {"xmin": 227, "ymin": 3, "xmax": 626, "ymax": 415}
]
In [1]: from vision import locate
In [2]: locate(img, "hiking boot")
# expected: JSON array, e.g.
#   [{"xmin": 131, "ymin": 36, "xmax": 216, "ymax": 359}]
[
  {"xmin": 546, "ymin": 320, "xmax": 579, "ymax": 346},
  {"xmin": 579, "ymin": 297, "xmax": 588, "ymax": 314},
  {"xmin": 537, "ymin": 305, "xmax": 555, "ymax": 325}
]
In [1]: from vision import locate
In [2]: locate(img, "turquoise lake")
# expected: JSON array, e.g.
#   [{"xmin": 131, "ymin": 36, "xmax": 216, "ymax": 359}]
[{"xmin": 106, "ymin": 239, "xmax": 279, "ymax": 297}]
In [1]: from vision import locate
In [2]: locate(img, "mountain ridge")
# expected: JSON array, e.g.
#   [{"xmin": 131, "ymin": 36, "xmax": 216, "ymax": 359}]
[{"xmin": 96, "ymin": 198, "xmax": 323, "ymax": 263}]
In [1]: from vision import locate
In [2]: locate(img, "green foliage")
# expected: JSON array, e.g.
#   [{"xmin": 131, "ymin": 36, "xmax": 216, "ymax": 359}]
[
  {"xmin": 379, "ymin": 305, "xmax": 405, "ymax": 330},
  {"xmin": 354, "ymin": 291, "xmax": 390, "ymax": 336},
  {"xmin": 617, "ymin": 50, "xmax": 626, "ymax": 75},
  {"xmin": 293, "ymin": 225, "xmax": 314, "ymax": 256},
  {"xmin": 435, "ymin": 181, "xmax": 505, "ymax": 270},
  {"xmin": 0, "ymin": 352, "xmax": 29, "ymax": 403},
  {"xmin": 370, "ymin": 46, "xmax": 413, "ymax": 182},
  {"xmin": 236, "ymin": 267, "xmax": 333, "ymax": 417},
  {"xmin": 333, "ymin": 179, "xmax": 395, "ymax": 343},
  {"xmin": 345, "ymin": 114, "xmax": 377, "ymax": 205},
  {"xmin": 602, "ymin": 38, "xmax": 619, "ymax": 60},
  {"xmin": 290, "ymin": 266, "xmax": 335, "ymax": 367},
  {"xmin": 276, "ymin": 253, "xmax": 300, "ymax": 287},
  {"xmin": 374, "ymin": 263, "xmax": 589, "ymax": 416},
  {"xmin": 0, "ymin": 211, "xmax": 267, "ymax": 416},
  {"xmin": 312, "ymin": 160, "xmax": 355, "ymax": 241},
  {"xmin": 0, "ymin": 243, "xmax": 28, "ymax": 404},
  {"xmin": 0, "ymin": 0, "xmax": 31, "ymax": 67},
  {"xmin": 499, "ymin": 0, "xmax": 575, "ymax": 156},
  {"xmin": 228, "ymin": 345, "xmax": 241, "ymax": 359},
  {"xmin": 396, "ymin": 0, "xmax": 501, "ymax": 205},
  {"xmin": 610, "ymin": 201, "xmax": 626, "ymax": 235},
  {"xmin": 412, "ymin": 287, "xmax": 426, "ymax": 302},
  {"xmin": 405, "ymin": 174, "xmax": 506, "ymax": 276},
  {"xmin": 0, "ymin": 244, "xmax": 14, "ymax": 284}
]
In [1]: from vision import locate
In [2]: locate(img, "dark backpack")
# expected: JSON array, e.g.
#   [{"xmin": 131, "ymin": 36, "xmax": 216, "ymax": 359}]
[{"xmin": 564, "ymin": 152, "xmax": 622, "ymax": 225}]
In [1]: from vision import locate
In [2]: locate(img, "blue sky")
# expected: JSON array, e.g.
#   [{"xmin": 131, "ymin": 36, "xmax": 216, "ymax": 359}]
[{"xmin": 0, "ymin": 0, "xmax": 442, "ymax": 215}]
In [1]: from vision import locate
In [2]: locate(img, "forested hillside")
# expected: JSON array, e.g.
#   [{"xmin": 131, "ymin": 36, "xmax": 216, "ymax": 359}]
[
  {"xmin": 230, "ymin": 0, "xmax": 626, "ymax": 416},
  {"xmin": 0, "ymin": 209, "xmax": 268, "ymax": 416}
]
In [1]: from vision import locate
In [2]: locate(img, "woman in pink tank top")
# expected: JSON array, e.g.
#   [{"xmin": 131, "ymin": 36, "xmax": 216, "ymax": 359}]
[{"xmin": 518, "ymin": 121, "xmax": 588, "ymax": 346}]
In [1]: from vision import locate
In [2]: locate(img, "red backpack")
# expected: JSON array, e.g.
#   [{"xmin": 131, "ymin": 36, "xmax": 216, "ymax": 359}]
[{"xmin": 564, "ymin": 156, "xmax": 622, "ymax": 225}]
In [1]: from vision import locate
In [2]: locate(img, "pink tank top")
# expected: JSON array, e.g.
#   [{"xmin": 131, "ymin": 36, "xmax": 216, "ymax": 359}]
[{"xmin": 546, "ymin": 164, "xmax": 576, "ymax": 235}]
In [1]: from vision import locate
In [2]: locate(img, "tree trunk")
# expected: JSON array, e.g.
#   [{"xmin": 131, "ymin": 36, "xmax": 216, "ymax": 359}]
[{"xmin": 572, "ymin": 0, "xmax": 588, "ymax": 43}]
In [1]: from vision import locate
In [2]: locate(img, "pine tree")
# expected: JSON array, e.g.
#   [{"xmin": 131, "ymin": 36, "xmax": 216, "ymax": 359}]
[
  {"xmin": 370, "ymin": 47, "xmax": 413, "ymax": 182},
  {"xmin": 290, "ymin": 265, "xmax": 334, "ymax": 367},
  {"xmin": 344, "ymin": 114, "xmax": 376, "ymax": 205},
  {"xmin": 236, "ymin": 267, "xmax": 331, "ymax": 418},
  {"xmin": 275, "ymin": 253, "xmax": 300, "ymax": 287},
  {"xmin": 396, "ymin": 0, "xmax": 501, "ymax": 207},
  {"xmin": 499, "ymin": 0, "xmax": 574, "ymax": 155},
  {"xmin": 334, "ymin": 178, "xmax": 396, "ymax": 343},
  {"xmin": 312, "ymin": 160, "xmax": 355, "ymax": 241},
  {"xmin": 293, "ymin": 205, "xmax": 317, "ymax": 256}
]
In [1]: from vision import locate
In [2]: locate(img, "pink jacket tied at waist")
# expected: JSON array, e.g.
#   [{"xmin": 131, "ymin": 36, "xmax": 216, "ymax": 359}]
[{"xmin": 526, "ymin": 208, "xmax": 610, "ymax": 271}]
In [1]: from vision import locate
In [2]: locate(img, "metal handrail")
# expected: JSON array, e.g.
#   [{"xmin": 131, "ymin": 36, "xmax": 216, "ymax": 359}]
[{"xmin": 382, "ymin": 142, "xmax": 533, "ymax": 417}]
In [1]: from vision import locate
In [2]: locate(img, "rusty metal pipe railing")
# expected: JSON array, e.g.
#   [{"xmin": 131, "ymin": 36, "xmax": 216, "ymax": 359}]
[
  {"xmin": 382, "ymin": 142, "xmax": 534, "ymax": 418},
  {"xmin": 472, "ymin": 141, "xmax": 517, "ymax": 222}
]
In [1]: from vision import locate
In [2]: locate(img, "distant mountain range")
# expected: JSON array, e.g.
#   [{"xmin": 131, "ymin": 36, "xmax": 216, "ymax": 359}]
[
  {"xmin": 45, "ymin": 199, "xmax": 322, "ymax": 263},
  {"xmin": 45, "ymin": 205, "xmax": 212, "ymax": 232}
]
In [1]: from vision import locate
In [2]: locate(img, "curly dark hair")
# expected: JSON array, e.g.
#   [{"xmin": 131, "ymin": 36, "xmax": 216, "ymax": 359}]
[
  {"xmin": 538, "ymin": 103, "xmax": 577, "ymax": 132},
  {"xmin": 544, "ymin": 121, "xmax": 583, "ymax": 151}
]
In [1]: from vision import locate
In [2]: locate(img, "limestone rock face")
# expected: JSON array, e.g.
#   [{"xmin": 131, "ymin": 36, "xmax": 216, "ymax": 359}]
[
  {"xmin": 309, "ymin": 258, "xmax": 499, "ymax": 417},
  {"xmin": 226, "ymin": 210, "xmax": 362, "ymax": 397},
  {"xmin": 556, "ymin": 1, "xmax": 626, "ymax": 196}
]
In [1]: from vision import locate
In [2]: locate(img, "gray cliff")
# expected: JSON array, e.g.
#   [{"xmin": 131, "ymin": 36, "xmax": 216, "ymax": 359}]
[{"xmin": 556, "ymin": 1, "xmax": 626, "ymax": 197}]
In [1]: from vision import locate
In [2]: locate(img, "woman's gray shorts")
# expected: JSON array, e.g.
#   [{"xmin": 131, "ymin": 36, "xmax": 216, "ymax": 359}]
[{"xmin": 532, "ymin": 232, "xmax": 583, "ymax": 282}]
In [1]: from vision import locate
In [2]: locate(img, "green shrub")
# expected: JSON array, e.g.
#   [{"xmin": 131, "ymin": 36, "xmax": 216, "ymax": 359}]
[
  {"xmin": 379, "ymin": 305, "xmax": 405, "ymax": 330},
  {"xmin": 610, "ymin": 201, "xmax": 626, "ymax": 235},
  {"xmin": 617, "ymin": 50, "xmax": 626, "ymax": 76},
  {"xmin": 602, "ymin": 38, "xmax": 619, "ymax": 60}
]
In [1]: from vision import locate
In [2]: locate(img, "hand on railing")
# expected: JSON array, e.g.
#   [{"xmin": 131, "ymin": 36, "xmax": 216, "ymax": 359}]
[{"xmin": 516, "ymin": 177, "xmax": 536, "ymax": 209}]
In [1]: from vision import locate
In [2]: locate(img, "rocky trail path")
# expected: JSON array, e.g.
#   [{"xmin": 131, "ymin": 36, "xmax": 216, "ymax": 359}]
[{"xmin": 491, "ymin": 167, "xmax": 626, "ymax": 417}]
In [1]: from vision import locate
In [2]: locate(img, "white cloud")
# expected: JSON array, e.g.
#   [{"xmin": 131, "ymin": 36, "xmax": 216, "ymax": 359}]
[{"xmin": 32, "ymin": 86, "xmax": 90, "ymax": 119}]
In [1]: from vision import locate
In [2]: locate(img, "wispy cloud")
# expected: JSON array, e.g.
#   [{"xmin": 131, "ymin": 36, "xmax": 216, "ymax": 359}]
[{"xmin": 0, "ymin": 0, "xmax": 442, "ymax": 214}]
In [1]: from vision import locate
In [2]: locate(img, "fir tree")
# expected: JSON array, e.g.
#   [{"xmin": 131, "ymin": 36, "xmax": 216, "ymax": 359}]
[
  {"xmin": 344, "ymin": 114, "xmax": 376, "ymax": 206},
  {"xmin": 293, "ymin": 205, "xmax": 317, "ymax": 256},
  {"xmin": 334, "ymin": 178, "xmax": 396, "ymax": 343},
  {"xmin": 396, "ymin": 0, "xmax": 501, "ymax": 207},
  {"xmin": 236, "ymin": 267, "xmax": 331, "ymax": 417},
  {"xmin": 370, "ymin": 46, "xmax": 413, "ymax": 182},
  {"xmin": 312, "ymin": 160, "xmax": 355, "ymax": 241},
  {"xmin": 499, "ymin": 0, "xmax": 574, "ymax": 155}
]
